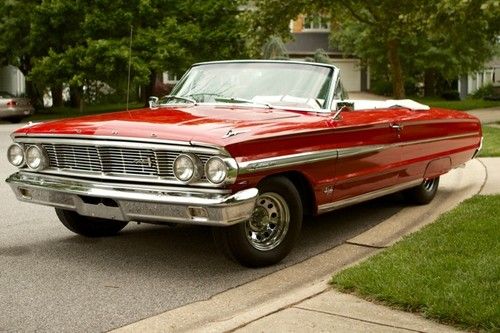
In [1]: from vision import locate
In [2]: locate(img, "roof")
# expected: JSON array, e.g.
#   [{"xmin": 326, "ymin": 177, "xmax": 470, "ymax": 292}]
[{"xmin": 285, "ymin": 32, "xmax": 342, "ymax": 56}]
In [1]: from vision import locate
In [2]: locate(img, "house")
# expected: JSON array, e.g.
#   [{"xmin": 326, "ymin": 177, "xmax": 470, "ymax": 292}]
[
  {"xmin": 458, "ymin": 57, "xmax": 499, "ymax": 99},
  {"xmin": 285, "ymin": 15, "xmax": 369, "ymax": 92},
  {"xmin": 0, "ymin": 65, "xmax": 26, "ymax": 96}
]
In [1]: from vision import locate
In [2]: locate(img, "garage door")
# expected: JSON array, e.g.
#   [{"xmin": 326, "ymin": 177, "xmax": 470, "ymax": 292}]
[{"xmin": 331, "ymin": 59, "xmax": 361, "ymax": 92}]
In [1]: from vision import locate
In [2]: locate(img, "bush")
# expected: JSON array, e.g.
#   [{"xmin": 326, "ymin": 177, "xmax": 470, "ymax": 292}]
[
  {"xmin": 370, "ymin": 80, "xmax": 393, "ymax": 96},
  {"xmin": 472, "ymin": 84, "xmax": 494, "ymax": 99},
  {"xmin": 441, "ymin": 90, "xmax": 460, "ymax": 100}
]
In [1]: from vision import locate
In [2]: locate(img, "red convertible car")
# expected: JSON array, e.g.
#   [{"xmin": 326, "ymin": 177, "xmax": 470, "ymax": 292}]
[{"xmin": 6, "ymin": 60, "xmax": 482, "ymax": 267}]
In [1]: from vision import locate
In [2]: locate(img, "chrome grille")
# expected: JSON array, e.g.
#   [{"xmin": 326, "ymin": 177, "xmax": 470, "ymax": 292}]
[{"xmin": 41, "ymin": 144, "xmax": 212, "ymax": 179}]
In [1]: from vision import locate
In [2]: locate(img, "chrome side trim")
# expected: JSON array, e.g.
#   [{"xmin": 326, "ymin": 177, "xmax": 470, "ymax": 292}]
[
  {"xmin": 318, "ymin": 179, "xmax": 422, "ymax": 214},
  {"xmin": 398, "ymin": 132, "xmax": 478, "ymax": 147},
  {"xmin": 6, "ymin": 172, "xmax": 257, "ymax": 226},
  {"xmin": 338, "ymin": 145, "xmax": 385, "ymax": 158},
  {"xmin": 238, "ymin": 149, "xmax": 338, "ymax": 174},
  {"xmin": 238, "ymin": 132, "xmax": 478, "ymax": 174}
]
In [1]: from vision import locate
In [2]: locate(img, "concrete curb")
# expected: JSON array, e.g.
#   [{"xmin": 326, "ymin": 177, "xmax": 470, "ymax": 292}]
[{"xmin": 111, "ymin": 159, "xmax": 486, "ymax": 333}]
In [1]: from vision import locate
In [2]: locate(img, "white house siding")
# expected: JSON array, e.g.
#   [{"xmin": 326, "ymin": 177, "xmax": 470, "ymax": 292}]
[{"xmin": 0, "ymin": 65, "xmax": 26, "ymax": 96}]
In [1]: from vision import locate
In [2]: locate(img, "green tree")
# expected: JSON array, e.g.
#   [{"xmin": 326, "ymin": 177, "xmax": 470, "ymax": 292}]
[
  {"xmin": 250, "ymin": 0, "xmax": 500, "ymax": 98},
  {"xmin": 0, "ymin": 0, "xmax": 42, "ymax": 104},
  {"xmin": 262, "ymin": 36, "xmax": 289, "ymax": 59},
  {"xmin": 1, "ymin": 0, "xmax": 248, "ymax": 108}
]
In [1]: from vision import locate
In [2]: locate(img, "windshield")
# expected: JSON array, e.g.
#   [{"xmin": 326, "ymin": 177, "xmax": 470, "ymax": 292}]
[{"xmin": 168, "ymin": 62, "xmax": 335, "ymax": 110}]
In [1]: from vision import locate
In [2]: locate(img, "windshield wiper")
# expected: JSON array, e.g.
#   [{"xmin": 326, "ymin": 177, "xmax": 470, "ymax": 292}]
[
  {"xmin": 160, "ymin": 95, "xmax": 197, "ymax": 105},
  {"xmin": 214, "ymin": 96, "xmax": 273, "ymax": 109}
]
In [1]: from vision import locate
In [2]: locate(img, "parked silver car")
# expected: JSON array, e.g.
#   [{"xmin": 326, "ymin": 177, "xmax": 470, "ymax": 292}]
[{"xmin": 0, "ymin": 91, "xmax": 34, "ymax": 123}]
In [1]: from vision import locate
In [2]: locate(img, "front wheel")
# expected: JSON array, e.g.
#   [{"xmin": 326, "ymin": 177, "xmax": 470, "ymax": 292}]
[
  {"xmin": 55, "ymin": 209, "xmax": 128, "ymax": 237},
  {"xmin": 213, "ymin": 177, "xmax": 303, "ymax": 267},
  {"xmin": 403, "ymin": 177, "xmax": 440, "ymax": 205}
]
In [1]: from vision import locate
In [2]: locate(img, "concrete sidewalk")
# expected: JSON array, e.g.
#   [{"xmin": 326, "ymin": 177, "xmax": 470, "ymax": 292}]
[
  {"xmin": 466, "ymin": 107, "xmax": 500, "ymax": 124},
  {"xmin": 112, "ymin": 158, "xmax": 498, "ymax": 333}
]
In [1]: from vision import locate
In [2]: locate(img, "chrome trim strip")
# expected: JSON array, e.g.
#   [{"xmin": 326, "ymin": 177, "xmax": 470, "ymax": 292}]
[
  {"xmin": 12, "ymin": 134, "xmax": 230, "ymax": 155},
  {"xmin": 238, "ymin": 132, "xmax": 478, "ymax": 174},
  {"xmin": 10, "ymin": 171, "xmax": 231, "ymax": 194},
  {"xmin": 14, "ymin": 137, "xmax": 222, "ymax": 155},
  {"xmin": 338, "ymin": 145, "xmax": 385, "ymax": 158},
  {"xmin": 6, "ymin": 172, "xmax": 257, "ymax": 226},
  {"xmin": 318, "ymin": 179, "xmax": 423, "ymax": 214},
  {"xmin": 398, "ymin": 132, "xmax": 478, "ymax": 147},
  {"xmin": 192, "ymin": 59, "xmax": 339, "ymax": 71},
  {"xmin": 238, "ymin": 149, "xmax": 338, "ymax": 174}
]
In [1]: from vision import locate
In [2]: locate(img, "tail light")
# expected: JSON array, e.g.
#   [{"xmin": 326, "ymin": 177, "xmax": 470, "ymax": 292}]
[{"xmin": 6, "ymin": 100, "xmax": 17, "ymax": 107}]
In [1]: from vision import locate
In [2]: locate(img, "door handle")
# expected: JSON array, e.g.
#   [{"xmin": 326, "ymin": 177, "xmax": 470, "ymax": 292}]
[{"xmin": 390, "ymin": 123, "xmax": 403, "ymax": 131}]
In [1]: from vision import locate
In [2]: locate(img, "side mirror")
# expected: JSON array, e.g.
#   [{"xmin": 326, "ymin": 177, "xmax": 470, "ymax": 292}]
[{"xmin": 148, "ymin": 96, "xmax": 159, "ymax": 109}]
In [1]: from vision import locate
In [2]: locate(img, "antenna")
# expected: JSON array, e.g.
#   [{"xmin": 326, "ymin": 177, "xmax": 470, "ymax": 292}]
[{"xmin": 126, "ymin": 25, "xmax": 133, "ymax": 111}]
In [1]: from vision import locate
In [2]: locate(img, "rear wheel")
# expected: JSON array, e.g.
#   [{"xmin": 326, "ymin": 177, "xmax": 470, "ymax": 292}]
[
  {"xmin": 7, "ymin": 117, "xmax": 23, "ymax": 123},
  {"xmin": 213, "ymin": 177, "xmax": 303, "ymax": 267},
  {"xmin": 403, "ymin": 177, "xmax": 440, "ymax": 205},
  {"xmin": 55, "ymin": 209, "xmax": 128, "ymax": 237}
]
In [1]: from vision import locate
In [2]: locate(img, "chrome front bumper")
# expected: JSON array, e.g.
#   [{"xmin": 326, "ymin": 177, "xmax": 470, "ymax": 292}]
[{"xmin": 6, "ymin": 172, "xmax": 258, "ymax": 226}]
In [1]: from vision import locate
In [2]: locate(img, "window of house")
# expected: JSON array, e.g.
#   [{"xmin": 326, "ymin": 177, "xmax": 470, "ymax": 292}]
[{"xmin": 303, "ymin": 15, "xmax": 330, "ymax": 31}]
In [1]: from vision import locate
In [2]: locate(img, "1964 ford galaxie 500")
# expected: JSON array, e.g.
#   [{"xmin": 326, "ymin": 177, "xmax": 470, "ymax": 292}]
[{"xmin": 6, "ymin": 60, "xmax": 482, "ymax": 267}]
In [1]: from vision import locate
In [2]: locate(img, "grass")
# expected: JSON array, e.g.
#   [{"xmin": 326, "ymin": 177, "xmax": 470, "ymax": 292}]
[
  {"xmin": 413, "ymin": 97, "xmax": 500, "ymax": 111},
  {"xmin": 25, "ymin": 102, "xmax": 144, "ymax": 122},
  {"xmin": 479, "ymin": 125, "xmax": 500, "ymax": 157},
  {"xmin": 331, "ymin": 195, "xmax": 500, "ymax": 332}
]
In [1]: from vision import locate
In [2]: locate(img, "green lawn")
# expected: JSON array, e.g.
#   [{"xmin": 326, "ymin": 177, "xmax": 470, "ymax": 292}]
[
  {"xmin": 479, "ymin": 125, "xmax": 500, "ymax": 157},
  {"xmin": 414, "ymin": 97, "xmax": 500, "ymax": 111},
  {"xmin": 331, "ymin": 195, "xmax": 500, "ymax": 332},
  {"xmin": 25, "ymin": 102, "xmax": 144, "ymax": 122}
]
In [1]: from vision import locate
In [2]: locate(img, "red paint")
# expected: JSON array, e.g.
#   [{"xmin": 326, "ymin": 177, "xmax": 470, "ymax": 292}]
[{"xmin": 14, "ymin": 104, "xmax": 482, "ymax": 212}]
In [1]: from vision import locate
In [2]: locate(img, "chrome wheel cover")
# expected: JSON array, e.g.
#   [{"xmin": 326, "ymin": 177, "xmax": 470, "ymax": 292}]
[{"xmin": 245, "ymin": 192, "xmax": 290, "ymax": 251}]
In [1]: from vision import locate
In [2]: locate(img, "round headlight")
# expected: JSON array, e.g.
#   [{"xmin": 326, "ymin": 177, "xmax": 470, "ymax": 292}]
[
  {"xmin": 173, "ymin": 153, "xmax": 202, "ymax": 183},
  {"xmin": 205, "ymin": 157, "xmax": 228, "ymax": 184},
  {"xmin": 25, "ymin": 145, "xmax": 47, "ymax": 170},
  {"xmin": 7, "ymin": 143, "xmax": 25, "ymax": 167}
]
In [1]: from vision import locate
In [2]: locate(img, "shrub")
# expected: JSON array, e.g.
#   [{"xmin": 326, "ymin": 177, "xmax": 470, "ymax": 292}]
[
  {"xmin": 472, "ymin": 84, "xmax": 494, "ymax": 99},
  {"xmin": 441, "ymin": 90, "xmax": 460, "ymax": 100}
]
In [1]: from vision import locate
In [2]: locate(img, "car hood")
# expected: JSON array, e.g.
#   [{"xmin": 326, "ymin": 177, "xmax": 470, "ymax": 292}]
[{"xmin": 15, "ymin": 105, "xmax": 327, "ymax": 147}]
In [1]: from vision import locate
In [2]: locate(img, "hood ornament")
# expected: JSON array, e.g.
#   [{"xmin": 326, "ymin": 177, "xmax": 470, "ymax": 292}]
[{"xmin": 223, "ymin": 129, "xmax": 249, "ymax": 139}]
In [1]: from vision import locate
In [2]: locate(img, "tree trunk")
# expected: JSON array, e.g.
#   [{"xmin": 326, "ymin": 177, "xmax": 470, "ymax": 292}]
[
  {"xmin": 387, "ymin": 39, "xmax": 405, "ymax": 99},
  {"xmin": 51, "ymin": 84, "xmax": 64, "ymax": 107},
  {"xmin": 142, "ymin": 70, "xmax": 157, "ymax": 106},
  {"xmin": 69, "ymin": 86, "xmax": 82, "ymax": 109},
  {"xmin": 424, "ymin": 69, "xmax": 437, "ymax": 97},
  {"xmin": 18, "ymin": 56, "xmax": 43, "ymax": 108}
]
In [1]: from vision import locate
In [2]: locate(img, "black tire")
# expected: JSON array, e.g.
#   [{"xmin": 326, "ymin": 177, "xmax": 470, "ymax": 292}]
[
  {"xmin": 55, "ymin": 209, "xmax": 128, "ymax": 237},
  {"xmin": 403, "ymin": 177, "xmax": 440, "ymax": 205},
  {"xmin": 213, "ymin": 177, "xmax": 303, "ymax": 267},
  {"xmin": 8, "ymin": 117, "xmax": 23, "ymax": 124}
]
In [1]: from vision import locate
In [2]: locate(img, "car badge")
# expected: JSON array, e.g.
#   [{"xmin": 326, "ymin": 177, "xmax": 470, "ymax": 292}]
[
  {"xmin": 133, "ymin": 157, "xmax": 153, "ymax": 168},
  {"xmin": 223, "ymin": 129, "xmax": 249, "ymax": 138}
]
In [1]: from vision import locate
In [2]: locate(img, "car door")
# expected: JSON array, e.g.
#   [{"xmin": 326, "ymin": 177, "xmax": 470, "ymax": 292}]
[{"xmin": 327, "ymin": 108, "xmax": 407, "ymax": 204}]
